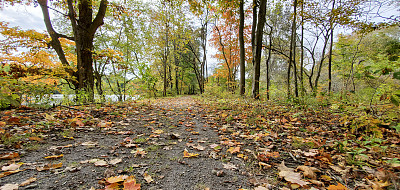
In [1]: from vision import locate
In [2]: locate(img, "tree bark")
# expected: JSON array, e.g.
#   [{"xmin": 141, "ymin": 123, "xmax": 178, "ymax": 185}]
[
  {"xmin": 328, "ymin": 0, "xmax": 336, "ymax": 93},
  {"xmin": 300, "ymin": 0, "xmax": 304, "ymax": 95},
  {"xmin": 239, "ymin": 0, "xmax": 246, "ymax": 96},
  {"xmin": 38, "ymin": 0, "xmax": 107, "ymax": 102},
  {"xmin": 288, "ymin": 0, "xmax": 298, "ymax": 98},
  {"xmin": 251, "ymin": 0, "xmax": 267, "ymax": 99}
]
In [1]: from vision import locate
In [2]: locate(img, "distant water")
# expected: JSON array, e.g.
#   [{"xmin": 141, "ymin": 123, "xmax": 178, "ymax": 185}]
[{"xmin": 22, "ymin": 94, "xmax": 139, "ymax": 105}]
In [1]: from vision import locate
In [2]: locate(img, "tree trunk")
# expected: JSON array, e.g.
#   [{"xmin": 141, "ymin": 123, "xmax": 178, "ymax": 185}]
[
  {"xmin": 251, "ymin": 0, "xmax": 267, "ymax": 99},
  {"xmin": 38, "ymin": 0, "xmax": 107, "ymax": 102},
  {"xmin": 239, "ymin": 0, "xmax": 246, "ymax": 96},
  {"xmin": 328, "ymin": 0, "xmax": 335, "ymax": 93},
  {"xmin": 265, "ymin": 32, "xmax": 272, "ymax": 100},
  {"xmin": 300, "ymin": 0, "xmax": 304, "ymax": 95},
  {"xmin": 288, "ymin": 0, "xmax": 298, "ymax": 98}
]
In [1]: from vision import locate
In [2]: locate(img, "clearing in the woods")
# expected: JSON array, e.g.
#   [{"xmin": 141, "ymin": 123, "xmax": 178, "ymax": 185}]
[{"xmin": 0, "ymin": 96, "xmax": 399, "ymax": 190}]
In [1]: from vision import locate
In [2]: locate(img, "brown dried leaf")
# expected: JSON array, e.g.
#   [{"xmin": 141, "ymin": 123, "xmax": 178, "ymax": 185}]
[
  {"xmin": 278, "ymin": 162, "xmax": 309, "ymax": 187},
  {"xmin": 36, "ymin": 163, "xmax": 62, "ymax": 171},
  {"xmin": 227, "ymin": 146, "xmax": 240, "ymax": 154},
  {"xmin": 1, "ymin": 163, "xmax": 22, "ymax": 171},
  {"xmin": 109, "ymin": 158, "xmax": 122, "ymax": 165},
  {"xmin": 303, "ymin": 149, "xmax": 319, "ymax": 157},
  {"xmin": 0, "ymin": 183, "xmax": 18, "ymax": 190},
  {"xmin": 254, "ymin": 186, "xmax": 269, "ymax": 190},
  {"xmin": 330, "ymin": 165, "xmax": 349, "ymax": 176},
  {"xmin": 81, "ymin": 141, "xmax": 98, "ymax": 146},
  {"xmin": 296, "ymin": 165, "xmax": 321, "ymax": 179},
  {"xmin": 223, "ymin": 163, "xmax": 238, "ymax": 170},
  {"xmin": 28, "ymin": 137, "xmax": 43, "ymax": 142},
  {"xmin": 0, "ymin": 170, "xmax": 22, "ymax": 178},
  {"xmin": 94, "ymin": 160, "xmax": 108, "ymax": 167},
  {"xmin": 106, "ymin": 175, "xmax": 128, "ymax": 183},
  {"xmin": 0, "ymin": 152, "xmax": 19, "ymax": 160},
  {"xmin": 19, "ymin": 177, "xmax": 37, "ymax": 187},
  {"xmin": 192, "ymin": 144, "xmax": 205, "ymax": 151},
  {"xmin": 143, "ymin": 172, "xmax": 154, "ymax": 183}
]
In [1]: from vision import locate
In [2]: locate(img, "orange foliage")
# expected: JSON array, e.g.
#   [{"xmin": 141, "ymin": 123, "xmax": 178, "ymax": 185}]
[{"xmin": 210, "ymin": 3, "xmax": 252, "ymax": 81}]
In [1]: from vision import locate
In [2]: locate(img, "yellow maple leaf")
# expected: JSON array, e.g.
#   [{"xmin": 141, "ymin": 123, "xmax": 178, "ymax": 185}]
[
  {"xmin": 183, "ymin": 149, "xmax": 199, "ymax": 158},
  {"xmin": 44, "ymin": 154, "xmax": 63, "ymax": 159}
]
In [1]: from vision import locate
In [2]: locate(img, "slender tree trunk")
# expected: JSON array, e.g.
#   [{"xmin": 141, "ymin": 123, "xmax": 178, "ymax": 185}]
[
  {"xmin": 328, "ymin": 0, "xmax": 335, "ymax": 93},
  {"xmin": 288, "ymin": 0, "xmax": 298, "ymax": 98},
  {"xmin": 265, "ymin": 31, "xmax": 272, "ymax": 100},
  {"xmin": 252, "ymin": 0, "xmax": 267, "ymax": 99},
  {"xmin": 314, "ymin": 29, "xmax": 330, "ymax": 90},
  {"xmin": 239, "ymin": 0, "xmax": 246, "ymax": 96},
  {"xmin": 300, "ymin": 0, "xmax": 304, "ymax": 95},
  {"xmin": 251, "ymin": 0, "xmax": 258, "ymax": 68}
]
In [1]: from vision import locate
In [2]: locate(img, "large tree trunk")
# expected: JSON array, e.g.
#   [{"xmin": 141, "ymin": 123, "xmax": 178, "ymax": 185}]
[
  {"xmin": 251, "ymin": 0, "xmax": 267, "ymax": 99},
  {"xmin": 239, "ymin": 0, "xmax": 246, "ymax": 96},
  {"xmin": 38, "ymin": 0, "xmax": 107, "ymax": 102}
]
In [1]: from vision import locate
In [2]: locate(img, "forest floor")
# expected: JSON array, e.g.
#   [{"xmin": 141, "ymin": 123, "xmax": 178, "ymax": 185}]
[{"xmin": 0, "ymin": 96, "xmax": 399, "ymax": 190}]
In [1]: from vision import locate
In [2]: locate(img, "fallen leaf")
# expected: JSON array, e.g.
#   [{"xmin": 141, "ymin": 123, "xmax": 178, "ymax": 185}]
[
  {"xmin": 223, "ymin": 163, "xmax": 238, "ymax": 170},
  {"xmin": 45, "ymin": 113, "xmax": 55, "ymax": 121},
  {"xmin": 28, "ymin": 137, "xmax": 43, "ymax": 142},
  {"xmin": 94, "ymin": 160, "xmax": 108, "ymax": 167},
  {"xmin": 192, "ymin": 144, "xmax": 205, "ymax": 151},
  {"xmin": 109, "ymin": 158, "xmax": 122, "ymax": 165},
  {"xmin": 106, "ymin": 175, "xmax": 128, "ymax": 183},
  {"xmin": 209, "ymin": 144, "xmax": 219, "ymax": 149},
  {"xmin": 105, "ymin": 183, "xmax": 120, "ymax": 190},
  {"xmin": 309, "ymin": 179, "xmax": 324, "ymax": 186},
  {"xmin": 367, "ymin": 179, "xmax": 391, "ymax": 190},
  {"xmin": 81, "ymin": 141, "xmax": 98, "ymax": 146},
  {"xmin": 124, "ymin": 176, "xmax": 141, "ymax": 190},
  {"xmin": 143, "ymin": 172, "xmax": 154, "ymax": 183},
  {"xmin": 254, "ymin": 186, "xmax": 268, "ymax": 190},
  {"xmin": 36, "ymin": 163, "xmax": 62, "ymax": 171},
  {"xmin": 2, "ymin": 163, "xmax": 22, "ymax": 171},
  {"xmin": 278, "ymin": 161, "xmax": 309, "ymax": 187},
  {"xmin": 131, "ymin": 148, "xmax": 147, "ymax": 158},
  {"xmin": 320, "ymin": 175, "xmax": 333, "ymax": 181},
  {"xmin": 0, "ymin": 170, "xmax": 22, "ymax": 178},
  {"xmin": 0, "ymin": 184, "xmax": 18, "ymax": 190},
  {"xmin": 327, "ymin": 183, "xmax": 348, "ymax": 190},
  {"xmin": 296, "ymin": 165, "xmax": 321, "ymax": 179},
  {"xmin": 227, "ymin": 146, "xmax": 240, "ymax": 154},
  {"xmin": 258, "ymin": 162, "xmax": 272, "ymax": 169},
  {"xmin": 303, "ymin": 149, "xmax": 319, "ymax": 157},
  {"xmin": 153, "ymin": 129, "xmax": 164, "ymax": 134},
  {"xmin": 0, "ymin": 152, "xmax": 19, "ymax": 160},
  {"xmin": 44, "ymin": 154, "xmax": 64, "ymax": 159},
  {"xmin": 330, "ymin": 165, "xmax": 349, "ymax": 176},
  {"xmin": 183, "ymin": 149, "xmax": 199, "ymax": 158},
  {"xmin": 19, "ymin": 177, "xmax": 37, "ymax": 187}
]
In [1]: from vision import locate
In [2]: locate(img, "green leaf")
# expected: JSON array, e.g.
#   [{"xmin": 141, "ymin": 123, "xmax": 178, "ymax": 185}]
[
  {"xmin": 393, "ymin": 72, "xmax": 400, "ymax": 80},
  {"xmin": 390, "ymin": 95, "xmax": 400, "ymax": 106}
]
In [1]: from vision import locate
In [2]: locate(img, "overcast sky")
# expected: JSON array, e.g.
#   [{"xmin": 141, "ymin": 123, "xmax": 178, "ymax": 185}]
[{"xmin": 0, "ymin": 4, "xmax": 45, "ymax": 31}]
